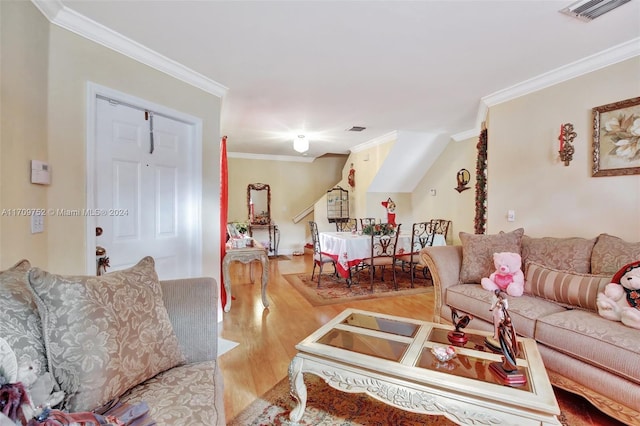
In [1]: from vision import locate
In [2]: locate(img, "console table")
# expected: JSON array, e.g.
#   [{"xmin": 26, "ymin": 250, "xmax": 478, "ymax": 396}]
[
  {"xmin": 222, "ymin": 239, "xmax": 269, "ymax": 312},
  {"xmin": 248, "ymin": 223, "xmax": 280, "ymax": 256}
]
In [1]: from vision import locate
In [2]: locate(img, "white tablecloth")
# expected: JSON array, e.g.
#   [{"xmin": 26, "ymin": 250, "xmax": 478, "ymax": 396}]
[{"xmin": 319, "ymin": 231, "xmax": 446, "ymax": 278}]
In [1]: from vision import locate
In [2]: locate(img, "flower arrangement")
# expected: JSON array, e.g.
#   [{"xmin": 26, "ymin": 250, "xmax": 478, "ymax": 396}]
[
  {"xmin": 234, "ymin": 222, "xmax": 248, "ymax": 235},
  {"xmin": 362, "ymin": 223, "xmax": 396, "ymax": 236},
  {"xmin": 604, "ymin": 113, "xmax": 640, "ymax": 161}
]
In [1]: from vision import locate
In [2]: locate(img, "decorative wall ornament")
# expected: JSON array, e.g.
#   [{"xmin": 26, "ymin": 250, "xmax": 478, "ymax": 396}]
[
  {"xmin": 592, "ymin": 96, "xmax": 640, "ymax": 177},
  {"xmin": 348, "ymin": 163, "xmax": 356, "ymax": 188},
  {"xmin": 558, "ymin": 123, "xmax": 576, "ymax": 166},
  {"xmin": 474, "ymin": 127, "xmax": 488, "ymax": 235},
  {"xmin": 381, "ymin": 197, "xmax": 396, "ymax": 226},
  {"xmin": 454, "ymin": 169, "xmax": 471, "ymax": 192}
]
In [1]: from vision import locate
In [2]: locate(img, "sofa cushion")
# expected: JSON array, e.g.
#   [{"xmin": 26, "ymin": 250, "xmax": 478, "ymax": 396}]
[
  {"xmin": 524, "ymin": 261, "xmax": 611, "ymax": 312},
  {"xmin": 0, "ymin": 259, "xmax": 48, "ymax": 377},
  {"xmin": 459, "ymin": 228, "xmax": 524, "ymax": 284},
  {"xmin": 120, "ymin": 361, "xmax": 222, "ymax": 425},
  {"xmin": 591, "ymin": 234, "xmax": 640, "ymax": 275},
  {"xmin": 445, "ymin": 283, "xmax": 565, "ymax": 338},
  {"xmin": 28, "ymin": 256, "xmax": 185, "ymax": 412},
  {"xmin": 521, "ymin": 236, "xmax": 596, "ymax": 274},
  {"xmin": 535, "ymin": 309, "xmax": 640, "ymax": 385}
]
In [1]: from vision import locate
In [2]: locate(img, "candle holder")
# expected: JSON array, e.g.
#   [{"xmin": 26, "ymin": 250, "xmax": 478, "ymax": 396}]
[{"xmin": 558, "ymin": 123, "xmax": 576, "ymax": 166}]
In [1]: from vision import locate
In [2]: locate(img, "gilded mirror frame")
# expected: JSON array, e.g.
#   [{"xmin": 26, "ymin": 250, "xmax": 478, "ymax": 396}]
[{"xmin": 247, "ymin": 183, "xmax": 271, "ymax": 225}]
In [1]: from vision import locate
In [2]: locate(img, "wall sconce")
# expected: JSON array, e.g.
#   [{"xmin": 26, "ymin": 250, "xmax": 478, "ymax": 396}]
[
  {"xmin": 455, "ymin": 168, "xmax": 471, "ymax": 193},
  {"xmin": 558, "ymin": 123, "xmax": 576, "ymax": 166}
]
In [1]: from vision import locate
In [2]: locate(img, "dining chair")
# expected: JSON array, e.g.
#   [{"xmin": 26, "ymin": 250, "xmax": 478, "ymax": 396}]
[
  {"xmin": 359, "ymin": 218, "xmax": 377, "ymax": 230},
  {"xmin": 335, "ymin": 218, "xmax": 358, "ymax": 232},
  {"xmin": 361, "ymin": 224, "xmax": 402, "ymax": 292},
  {"xmin": 396, "ymin": 221, "xmax": 435, "ymax": 287},
  {"xmin": 308, "ymin": 221, "xmax": 336, "ymax": 287},
  {"xmin": 431, "ymin": 219, "xmax": 451, "ymax": 243}
]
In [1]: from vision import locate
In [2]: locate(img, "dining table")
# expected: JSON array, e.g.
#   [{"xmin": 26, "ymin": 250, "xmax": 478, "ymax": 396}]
[{"xmin": 319, "ymin": 231, "xmax": 446, "ymax": 279}]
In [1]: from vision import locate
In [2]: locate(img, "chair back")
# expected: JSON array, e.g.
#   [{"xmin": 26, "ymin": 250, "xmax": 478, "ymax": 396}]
[
  {"xmin": 370, "ymin": 224, "xmax": 402, "ymax": 260},
  {"xmin": 410, "ymin": 221, "xmax": 436, "ymax": 251},
  {"xmin": 360, "ymin": 218, "xmax": 377, "ymax": 230},
  {"xmin": 431, "ymin": 219, "xmax": 451, "ymax": 240},
  {"xmin": 335, "ymin": 218, "xmax": 358, "ymax": 232},
  {"xmin": 308, "ymin": 221, "xmax": 321, "ymax": 255}
]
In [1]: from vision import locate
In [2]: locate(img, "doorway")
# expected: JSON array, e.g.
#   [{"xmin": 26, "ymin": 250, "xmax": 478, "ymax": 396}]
[{"xmin": 86, "ymin": 83, "xmax": 202, "ymax": 279}]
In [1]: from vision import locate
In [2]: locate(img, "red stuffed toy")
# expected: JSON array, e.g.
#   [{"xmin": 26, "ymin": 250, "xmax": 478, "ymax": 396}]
[{"xmin": 597, "ymin": 260, "xmax": 640, "ymax": 329}]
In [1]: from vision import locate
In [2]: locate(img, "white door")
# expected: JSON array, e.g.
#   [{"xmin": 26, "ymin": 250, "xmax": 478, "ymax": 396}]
[{"xmin": 94, "ymin": 97, "xmax": 197, "ymax": 279}]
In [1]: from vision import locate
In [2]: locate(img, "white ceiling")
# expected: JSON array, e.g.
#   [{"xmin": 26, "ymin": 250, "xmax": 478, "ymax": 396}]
[{"xmin": 53, "ymin": 0, "xmax": 640, "ymax": 159}]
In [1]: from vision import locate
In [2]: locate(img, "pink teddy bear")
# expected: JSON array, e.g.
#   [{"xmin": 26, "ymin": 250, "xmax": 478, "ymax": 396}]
[{"xmin": 481, "ymin": 252, "xmax": 524, "ymax": 297}]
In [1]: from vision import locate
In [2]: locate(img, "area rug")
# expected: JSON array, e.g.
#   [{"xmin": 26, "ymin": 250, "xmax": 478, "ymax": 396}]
[
  {"xmin": 283, "ymin": 269, "xmax": 432, "ymax": 307},
  {"xmin": 228, "ymin": 374, "xmax": 573, "ymax": 425}
]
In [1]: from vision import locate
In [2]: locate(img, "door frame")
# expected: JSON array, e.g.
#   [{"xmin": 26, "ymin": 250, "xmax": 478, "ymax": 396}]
[{"xmin": 85, "ymin": 82, "xmax": 203, "ymax": 276}]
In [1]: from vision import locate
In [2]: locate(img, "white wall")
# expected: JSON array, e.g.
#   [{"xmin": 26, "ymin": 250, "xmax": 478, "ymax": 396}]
[
  {"xmin": 1, "ymin": 1, "xmax": 223, "ymax": 282},
  {"xmin": 487, "ymin": 57, "xmax": 640, "ymax": 240}
]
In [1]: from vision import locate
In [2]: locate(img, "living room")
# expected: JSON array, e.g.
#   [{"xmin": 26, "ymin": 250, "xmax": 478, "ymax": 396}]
[{"xmin": 2, "ymin": 1, "xmax": 639, "ymax": 425}]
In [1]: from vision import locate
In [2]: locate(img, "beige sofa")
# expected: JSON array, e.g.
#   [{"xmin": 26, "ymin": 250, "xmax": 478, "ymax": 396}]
[
  {"xmin": 0, "ymin": 256, "xmax": 225, "ymax": 425},
  {"xmin": 420, "ymin": 231, "xmax": 640, "ymax": 425}
]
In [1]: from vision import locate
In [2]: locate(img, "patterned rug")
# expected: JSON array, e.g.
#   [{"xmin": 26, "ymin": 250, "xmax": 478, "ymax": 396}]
[
  {"xmin": 283, "ymin": 268, "xmax": 433, "ymax": 306},
  {"xmin": 228, "ymin": 374, "xmax": 575, "ymax": 426}
]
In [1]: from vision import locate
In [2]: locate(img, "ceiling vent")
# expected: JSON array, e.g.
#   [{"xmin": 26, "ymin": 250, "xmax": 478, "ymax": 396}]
[
  {"xmin": 560, "ymin": 0, "xmax": 631, "ymax": 21},
  {"xmin": 347, "ymin": 126, "xmax": 366, "ymax": 132}
]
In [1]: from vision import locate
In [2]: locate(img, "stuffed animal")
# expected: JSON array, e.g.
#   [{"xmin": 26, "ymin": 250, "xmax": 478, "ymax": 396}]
[
  {"xmin": 481, "ymin": 252, "xmax": 524, "ymax": 297},
  {"xmin": 597, "ymin": 261, "xmax": 640, "ymax": 329}
]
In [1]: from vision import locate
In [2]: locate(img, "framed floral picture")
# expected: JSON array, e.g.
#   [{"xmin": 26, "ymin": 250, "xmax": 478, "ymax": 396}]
[{"xmin": 592, "ymin": 96, "xmax": 640, "ymax": 177}]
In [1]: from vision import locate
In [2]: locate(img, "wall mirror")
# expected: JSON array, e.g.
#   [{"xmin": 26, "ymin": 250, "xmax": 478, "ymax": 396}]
[{"xmin": 248, "ymin": 183, "xmax": 271, "ymax": 225}]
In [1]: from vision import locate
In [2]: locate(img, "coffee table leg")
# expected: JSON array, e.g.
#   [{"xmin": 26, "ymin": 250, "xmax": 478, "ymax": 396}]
[{"xmin": 288, "ymin": 355, "xmax": 307, "ymax": 422}]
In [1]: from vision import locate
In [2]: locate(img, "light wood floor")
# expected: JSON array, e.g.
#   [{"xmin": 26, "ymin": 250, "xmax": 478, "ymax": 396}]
[
  {"xmin": 218, "ymin": 253, "xmax": 436, "ymax": 420},
  {"xmin": 218, "ymin": 253, "xmax": 623, "ymax": 425}
]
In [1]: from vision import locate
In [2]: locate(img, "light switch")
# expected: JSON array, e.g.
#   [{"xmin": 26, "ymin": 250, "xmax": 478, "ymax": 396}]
[
  {"xmin": 31, "ymin": 215, "xmax": 44, "ymax": 233},
  {"xmin": 507, "ymin": 210, "xmax": 515, "ymax": 222}
]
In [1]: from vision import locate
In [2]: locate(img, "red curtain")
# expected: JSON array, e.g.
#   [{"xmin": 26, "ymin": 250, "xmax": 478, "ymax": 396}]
[{"xmin": 219, "ymin": 135, "xmax": 228, "ymax": 308}]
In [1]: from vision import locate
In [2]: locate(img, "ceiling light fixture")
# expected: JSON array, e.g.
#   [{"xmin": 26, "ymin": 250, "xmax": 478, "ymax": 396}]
[
  {"xmin": 293, "ymin": 134, "xmax": 309, "ymax": 153},
  {"xmin": 560, "ymin": 0, "xmax": 631, "ymax": 21}
]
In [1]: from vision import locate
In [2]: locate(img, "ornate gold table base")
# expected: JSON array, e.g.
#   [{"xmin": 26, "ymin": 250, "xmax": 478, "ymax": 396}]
[{"xmin": 222, "ymin": 244, "xmax": 269, "ymax": 312}]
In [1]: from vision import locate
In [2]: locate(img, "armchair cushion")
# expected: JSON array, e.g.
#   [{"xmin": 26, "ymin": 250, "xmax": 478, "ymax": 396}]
[
  {"xmin": 28, "ymin": 256, "xmax": 185, "ymax": 412},
  {"xmin": 459, "ymin": 228, "xmax": 524, "ymax": 284},
  {"xmin": 0, "ymin": 259, "xmax": 48, "ymax": 377}
]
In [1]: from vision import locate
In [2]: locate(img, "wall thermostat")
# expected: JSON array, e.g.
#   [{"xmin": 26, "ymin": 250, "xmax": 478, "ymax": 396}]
[{"xmin": 31, "ymin": 160, "xmax": 51, "ymax": 185}]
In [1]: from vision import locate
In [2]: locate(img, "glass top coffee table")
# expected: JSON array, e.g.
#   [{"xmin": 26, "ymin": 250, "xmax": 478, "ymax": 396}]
[{"xmin": 288, "ymin": 309, "xmax": 560, "ymax": 425}]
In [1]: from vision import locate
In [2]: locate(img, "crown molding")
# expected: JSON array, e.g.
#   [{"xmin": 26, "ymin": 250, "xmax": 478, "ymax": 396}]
[
  {"xmin": 451, "ymin": 128, "xmax": 479, "ymax": 142},
  {"xmin": 350, "ymin": 131, "xmax": 398, "ymax": 153},
  {"xmin": 449, "ymin": 38, "xmax": 640, "ymax": 139},
  {"xmin": 227, "ymin": 152, "xmax": 315, "ymax": 163},
  {"xmin": 482, "ymin": 37, "xmax": 640, "ymax": 107},
  {"xmin": 30, "ymin": 0, "xmax": 228, "ymax": 98}
]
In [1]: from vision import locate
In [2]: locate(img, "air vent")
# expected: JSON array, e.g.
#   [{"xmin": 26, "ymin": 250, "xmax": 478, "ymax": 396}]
[
  {"xmin": 560, "ymin": 0, "xmax": 631, "ymax": 21},
  {"xmin": 347, "ymin": 126, "xmax": 366, "ymax": 132}
]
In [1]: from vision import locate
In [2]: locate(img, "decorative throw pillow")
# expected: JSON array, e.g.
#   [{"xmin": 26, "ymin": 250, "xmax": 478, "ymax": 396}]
[
  {"xmin": 28, "ymin": 256, "xmax": 185, "ymax": 412},
  {"xmin": 459, "ymin": 228, "xmax": 524, "ymax": 284},
  {"xmin": 0, "ymin": 259, "xmax": 48, "ymax": 377},
  {"xmin": 525, "ymin": 261, "xmax": 611, "ymax": 312},
  {"xmin": 521, "ymin": 236, "xmax": 596, "ymax": 274},
  {"xmin": 591, "ymin": 233, "xmax": 640, "ymax": 275}
]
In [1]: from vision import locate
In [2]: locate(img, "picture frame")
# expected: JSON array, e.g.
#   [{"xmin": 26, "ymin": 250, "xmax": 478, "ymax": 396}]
[{"xmin": 592, "ymin": 96, "xmax": 640, "ymax": 177}]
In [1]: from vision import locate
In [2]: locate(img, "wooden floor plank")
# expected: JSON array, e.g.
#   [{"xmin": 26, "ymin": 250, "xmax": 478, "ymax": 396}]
[{"xmin": 218, "ymin": 253, "xmax": 435, "ymax": 420}]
